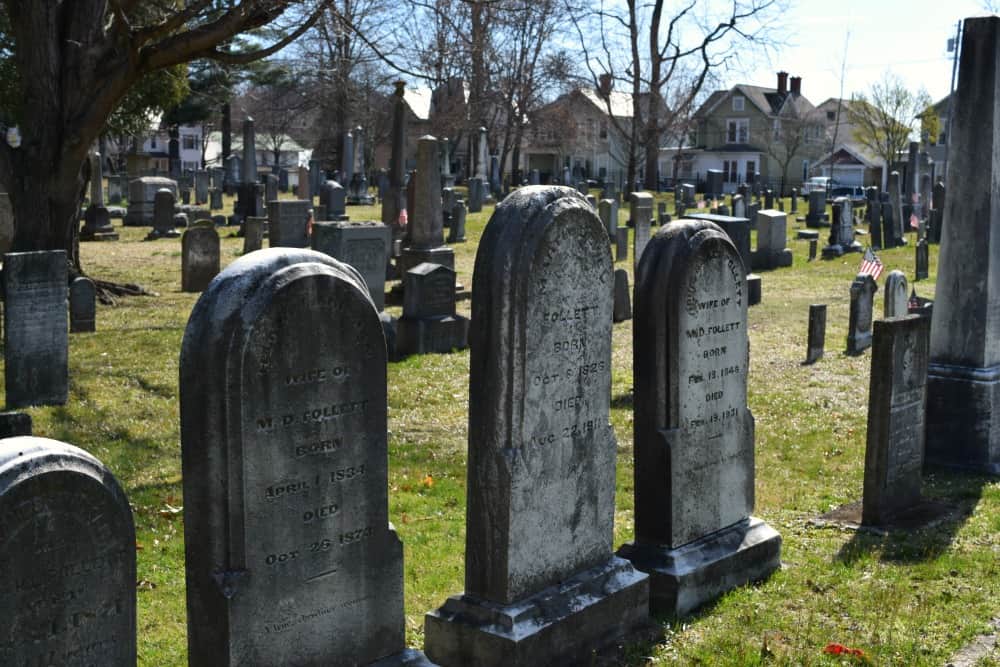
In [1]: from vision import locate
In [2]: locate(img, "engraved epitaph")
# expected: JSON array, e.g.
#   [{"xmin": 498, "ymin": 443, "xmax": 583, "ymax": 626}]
[
  {"xmin": 0, "ymin": 437, "xmax": 136, "ymax": 666},
  {"xmin": 619, "ymin": 219, "xmax": 780, "ymax": 615},
  {"xmin": 181, "ymin": 248, "xmax": 420, "ymax": 666},
  {"xmin": 424, "ymin": 186, "xmax": 648, "ymax": 666},
  {"xmin": 4, "ymin": 251, "xmax": 68, "ymax": 408}
]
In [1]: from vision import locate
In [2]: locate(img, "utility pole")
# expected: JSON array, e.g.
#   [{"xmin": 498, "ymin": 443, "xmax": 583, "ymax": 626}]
[{"xmin": 943, "ymin": 19, "xmax": 962, "ymax": 181}]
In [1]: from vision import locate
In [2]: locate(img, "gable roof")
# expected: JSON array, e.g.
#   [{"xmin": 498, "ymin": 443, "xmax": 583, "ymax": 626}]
[
  {"xmin": 404, "ymin": 87, "xmax": 433, "ymax": 121},
  {"xmin": 579, "ymin": 88, "xmax": 636, "ymax": 118},
  {"xmin": 696, "ymin": 84, "xmax": 816, "ymax": 119}
]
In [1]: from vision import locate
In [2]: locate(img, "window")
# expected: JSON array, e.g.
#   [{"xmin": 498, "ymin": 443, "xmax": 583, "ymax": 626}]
[
  {"xmin": 726, "ymin": 119, "xmax": 749, "ymax": 144},
  {"xmin": 772, "ymin": 118, "xmax": 781, "ymax": 140},
  {"xmin": 826, "ymin": 111, "xmax": 836, "ymax": 121},
  {"xmin": 150, "ymin": 137, "xmax": 157, "ymax": 149},
  {"xmin": 599, "ymin": 121, "xmax": 608, "ymax": 140},
  {"xmin": 182, "ymin": 160, "xmax": 200, "ymax": 172},
  {"xmin": 728, "ymin": 161, "xmax": 737, "ymax": 183},
  {"xmin": 732, "ymin": 95, "xmax": 744, "ymax": 111},
  {"xmin": 746, "ymin": 161, "xmax": 756, "ymax": 184},
  {"xmin": 722, "ymin": 160, "xmax": 731, "ymax": 183},
  {"xmin": 182, "ymin": 135, "xmax": 197, "ymax": 150}
]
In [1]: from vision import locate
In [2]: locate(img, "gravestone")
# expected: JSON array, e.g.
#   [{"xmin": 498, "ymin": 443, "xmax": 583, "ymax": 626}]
[
  {"xmin": 806, "ymin": 304, "xmax": 826, "ymax": 364},
  {"xmin": 268, "ymin": 199, "xmax": 312, "ymax": 248},
  {"xmin": 529, "ymin": 169, "xmax": 540, "ymax": 185},
  {"xmin": 3, "ymin": 251, "xmax": 68, "ymax": 408},
  {"xmin": 195, "ymin": 170, "xmax": 210, "ymax": 204},
  {"xmin": 613, "ymin": 269, "xmax": 631, "ymax": 322},
  {"xmin": 243, "ymin": 217, "xmax": 265, "ymax": 254},
  {"xmin": 919, "ymin": 173, "xmax": 932, "ymax": 224},
  {"xmin": 805, "ymin": 189, "xmax": 826, "ymax": 227},
  {"xmin": 441, "ymin": 188, "xmax": 457, "ymax": 227},
  {"xmin": 705, "ymin": 169, "xmax": 724, "ymax": 200},
  {"xmin": 424, "ymin": 186, "xmax": 648, "ymax": 665},
  {"xmin": 181, "ymin": 188, "xmax": 191, "ymax": 205},
  {"xmin": 400, "ymin": 136, "xmax": 453, "ymax": 274},
  {"xmin": 822, "ymin": 197, "xmax": 861, "ymax": 257},
  {"xmin": 927, "ymin": 15, "xmax": 1000, "ymax": 474},
  {"xmin": 764, "ymin": 189, "xmax": 774, "ymax": 209},
  {"xmin": 0, "ymin": 193, "xmax": 13, "ymax": 255},
  {"xmin": 468, "ymin": 177, "xmax": 485, "ymax": 213},
  {"xmin": 147, "ymin": 187, "xmax": 180, "ymax": 239},
  {"xmin": 616, "ymin": 226, "xmax": 628, "ymax": 262},
  {"xmin": 446, "ymin": 201, "xmax": 467, "ymax": 244},
  {"xmin": 396, "ymin": 263, "xmax": 469, "ymax": 356},
  {"xmin": 278, "ymin": 167, "xmax": 289, "ymax": 192},
  {"xmin": 681, "ymin": 183, "xmax": 695, "ymax": 205},
  {"xmin": 599, "ymin": 199, "xmax": 617, "ymax": 240},
  {"xmin": 124, "ymin": 176, "xmax": 177, "ymax": 226},
  {"xmin": 884, "ymin": 270, "xmax": 909, "ymax": 319},
  {"xmin": 81, "ymin": 202, "xmax": 119, "ymax": 242},
  {"xmin": 181, "ymin": 248, "xmax": 426, "ymax": 666},
  {"xmin": 683, "ymin": 213, "xmax": 752, "ymax": 275},
  {"xmin": 0, "ymin": 436, "xmax": 136, "ymax": 666},
  {"xmin": 887, "ymin": 171, "xmax": 905, "ymax": 247},
  {"xmin": 209, "ymin": 188, "xmax": 223, "ymax": 210},
  {"xmin": 108, "ymin": 174, "xmax": 123, "ymax": 204},
  {"xmin": 440, "ymin": 138, "xmax": 454, "ymax": 188},
  {"xmin": 930, "ymin": 180, "xmax": 945, "ymax": 244},
  {"xmin": 69, "ymin": 277, "xmax": 97, "ymax": 333},
  {"xmin": 732, "ymin": 194, "xmax": 745, "ymax": 219},
  {"xmin": 181, "ymin": 226, "xmax": 221, "ymax": 293},
  {"xmin": 808, "ymin": 238, "xmax": 817, "ymax": 261},
  {"xmin": 847, "ymin": 273, "xmax": 878, "ymax": 354},
  {"xmin": 265, "ymin": 174, "xmax": 278, "ymax": 208},
  {"xmin": 751, "ymin": 209, "xmax": 792, "ymax": 269},
  {"xmin": 320, "ymin": 180, "xmax": 349, "ymax": 221},
  {"xmin": 863, "ymin": 315, "xmax": 930, "ymax": 525},
  {"xmin": 311, "ymin": 158, "xmax": 324, "ymax": 201},
  {"xmin": 297, "ymin": 166, "xmax": 310, "ymax": 199},
  {"xmin": 790, "ymin": 188, "xmax": 798, "ymax": 212},
  {"xmin": 915, "ymin": 238, "xmax": 929, "ymax": 281},
  {"xmin": 618, "ymin": 219, "xmax": 780, "ymax": 615},
  {"xmin": 631, "ymin": 191, "xmax": 653, "ymax": 270},
  {"xmin": 868, "ymin": 188, "xmax": 883, "ymax": 249},
  {"xmin": 312, "ymin": 221, "xmax": 392, "ymax": 311},
  {"xmin": 0, "ymin": 411, "xmax": 31, "ymax": 437},
  {"xmin": 586, "ymin": 194, "xmax": 597, "ymax": 209}
]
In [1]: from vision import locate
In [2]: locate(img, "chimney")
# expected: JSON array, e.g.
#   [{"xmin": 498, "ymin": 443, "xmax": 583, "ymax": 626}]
[
  {"xmin": 777, "ymin": 71, "xmax": 788, "ymax": 95},
  {"xmin": 790, "ymin": 76, "xmax": 802, "ymax": 96},
  {"xmin": 598, "ymin": 73, "xmax": 613, "ymax": 99}
]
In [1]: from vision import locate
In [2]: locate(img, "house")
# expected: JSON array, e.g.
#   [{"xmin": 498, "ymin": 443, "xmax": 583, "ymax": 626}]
[
  {"xmin": 809, "ymin": 98, "xmax": 885, "ymax": 188},
  {"xmin": 117, "ymin": 122, "xmax": 205, "ymax": 175},
  {"xmin": 677, "ymin": 72, "xmax": 825, "ymax": 194},
  {"xmin": 202, "ymin": 131, "xmax": 312, "ymax": 177}
]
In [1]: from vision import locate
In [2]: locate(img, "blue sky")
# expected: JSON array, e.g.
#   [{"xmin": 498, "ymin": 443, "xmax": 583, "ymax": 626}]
[{"xmin": 729, "ymin": 0, "xmax": 989, "ymax": 104}]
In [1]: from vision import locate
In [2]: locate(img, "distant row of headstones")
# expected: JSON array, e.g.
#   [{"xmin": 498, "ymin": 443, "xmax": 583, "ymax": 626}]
[{"xmin": 1, "ymin": 187, "xmax": 784, "ymax": 665}]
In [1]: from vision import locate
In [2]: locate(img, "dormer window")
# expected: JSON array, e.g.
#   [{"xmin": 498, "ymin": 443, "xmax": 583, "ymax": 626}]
[{"xmin": 732, "ymin": 95, "xmax": 745, "ymax": 111}]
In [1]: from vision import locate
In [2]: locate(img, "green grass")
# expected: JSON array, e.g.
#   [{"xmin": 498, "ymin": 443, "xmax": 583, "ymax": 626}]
[{"xmin": 10, "ymin": 189, "xmax": 1000, "ymax": 665}]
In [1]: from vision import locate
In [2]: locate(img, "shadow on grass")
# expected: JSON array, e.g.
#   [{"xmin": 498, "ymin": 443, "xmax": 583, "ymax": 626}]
[
  {"xmin": 833, "ymin": 469, "xmax": 987, "ymax": 565},
  {"xmin": 611, "ymin": 391, "xmax": 634, "ymax": 409}
]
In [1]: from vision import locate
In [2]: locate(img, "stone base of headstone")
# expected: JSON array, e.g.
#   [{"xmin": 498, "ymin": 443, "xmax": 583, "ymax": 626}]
[
  {"xmin": 424, "ymin": 556, "xmax": 649, "ymax": 667},
  {"xmin": 370, "ymin": 649, "xmax": 436, "ymax": 666},
  {"xmin": 399, "ymin": 246, "xmax": 455, "ymax": 275},
  {"xmin": 796, "ymin": 230, "xmax": 819, "ymax": 240},
  {"xmin": 750, "ymin": 249, "xmax": 792, "ymax": 270},
  {"xmin": 395, "ymin": 315, "xmax": 469, "ymax": 357},
  {"xmin": 820, "ymin": 240, "xmax": 862, "ymax": 259},
  {"xmin": 80, "ymin": 205, "xmax": 119, "ymax": 241},
  {"xmin": 144, "ymin": 227, "xmax": 181, "ymax": 240},
  {"xmin": 618, "ymin": 517, "xmax": 780, "ymax": 617},
  {"xmin": 747, "ymin": 274, "xmax": 762, "ymax": 306},
  {"xmin": 805, "ymin": 213, "xmax": 828, "ymax": 228},
  {"xmin": 0, "ymin": 411, "xmax": 31, "ymax": 438},
  {"xmin": 926, "ymin": 371, "xmax": 1000, "ymax": 475}
]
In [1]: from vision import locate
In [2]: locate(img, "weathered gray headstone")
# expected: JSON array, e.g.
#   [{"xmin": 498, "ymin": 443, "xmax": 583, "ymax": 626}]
[
  {"xmin": 631, "ymin": 191, "xmax": 653, "ymax": 270},
  {"xmin": 4, "ymin": 251, "xmax": 68, "ymax": 408},
  {"xmin": 884, "ymin": 270, "xmax": 909, "ymax": 319},
  {"xmin": 613, "ymin": 268, "xmax": 631, "ymax": 322},
  {"xmin": 181, "ymin": 248, "xmax": 426, "ymax": 666},
  {"xmin": 147, "ymin": 187, "xmax": 180, "ymax": 239},
  {"xmin": 915, "ymin": 238, "xmax": 929, "ymax": 281},
  {"xmin": 396, "ymin": 263, "xmax": 468, "ymax": 356},
  {"xmin": 320, "ymin": 180, "xmax": 349, "ymax": 221},
  {"xmin": 0, "ymin": 412, "xmax": 31, "ymax": 438},
  {"xmin": 930, "ymin": 180, "xmax": 945, "ymax": 244},
  {"xmin": 424, "ymin": 187, "xmax": 648, "ymax": 665},
  {"xmin": 805, "ymin": 189, "xmax": 826, "ymax": 227},
  {"xmin": 265, "ymin": 174, "xmax": 278, "ymax": 208},
  {"xmin": 296, "ymin": 166, "xmax": 310, "ymax": 200},
  {"xmin": 243, "ymin": 217, "xmax": 265, "ymax": 254},
  {"xmin": 887, "ymin": 171, "xmax": 904, "ymax": 247},
  {"xmin": 863, "ymin": 316, "xmax": 930, "ymax": 525},
  {"xmin": 468, "ymin": 177, "xmax": 484, "ymax": 213},
  {"xmin": 181, "ymin": 226, "xmax": 221, "ymax": 293},
  {"xmin": 0, "ymin": 436, "xmax": 136, "ymax": 666},
  {"xmin": 195, "ymin": 170, "xmax": 210, "ymax": 205},
  {"xmin": 752, "ymin": 209, "xmax": 793, "ymax": 269},
  {"xmin": 806, "ymin": 304, "xmax": 826, "ymax": 364},
  {"xmin": 683, "ymin": 213, "xmax": 752, "ymax": 274},
  {"xmin": 312, "ymin": 221, "xmax": 391, "ymax": 311},
  {"xmin": 616, "ymin": 226, "xmax": 628, "ymax": 262},
  {"xmin": 209, "ymin": 188, "xmax": 223, "ymax": 210},
  {"xmin": 705, "ymin": 169, "xmax": 724, "ymax": 199},
  {"xmin": 847, "ymin": 273, "xmax": 878, "ymax": 354},
  {"xmin": 401, "ymin": 136, "xmax": 453, "ymax": 274},
  {"xmin": 927, "ymin": 16, "xmax": 1000, "ymax": 474},
  {"xmin": 69, "ymin": 276, "xmax": 97, "ymax": 333},
  {"xmin": 124, "ymin": 176, "xmax": 177, "ymax": 226},
  {"xmin": 599, "ymin": 199, "xmax": 617, "ymax": 240},
  {"xmin": 446, "ymin": 201, "xmax": 466, "ymax": 244},
  {"xmin": 268, "ymin": 199, "xmax": 312, "ymax": 248},
  {"xmin": 619, "ymin": 219, "xmax": 780, "ymax": 615},
  {"xmin": 790, "ymin": 188, "xmax": 798, "ymax": 212}
]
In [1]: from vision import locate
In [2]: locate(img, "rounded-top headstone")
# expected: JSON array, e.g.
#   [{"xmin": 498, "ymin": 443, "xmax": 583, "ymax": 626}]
[{"xmin": 0, "ymin": 436, "xmax": 136, "ymax": 665}]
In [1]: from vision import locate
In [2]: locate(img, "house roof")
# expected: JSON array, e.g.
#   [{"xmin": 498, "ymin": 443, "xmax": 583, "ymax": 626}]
[
  {"xmin": 206, "ymin": 131, "xmax": 309, "ymax": 154},
  {"xmin": 404, "ymin": 87, "xmax": 433, "ymax": 121},
  {"xmin": 697, "ymin": 84, "xmax": 816, "ymax": 119},
  {"xmin": 814, "ymin": 141, "xmax": 882, "ymax": 168},
  {"xmin": 579, "ymin": 88, "xmax": 636, "ymax": 118}
]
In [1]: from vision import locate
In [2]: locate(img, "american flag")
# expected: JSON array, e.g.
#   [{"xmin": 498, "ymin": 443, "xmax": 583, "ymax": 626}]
[
  {"xmin": 859, "ymin": 247, "xmax": 884, "ymax": 280},
  {"xmin": 909, "ymin": 213, "xmax": 919, "ymax": 229},
  {"xmin": 908, "ymin": 289, "xmax": 920, "ymax": 310},
  {"xmin": 696, "ymin": 200, "xmax": 706, "ymax": 209},
  {"xmin": 398, "ymin": 208, "xmax": 408, "ymax": 227}
]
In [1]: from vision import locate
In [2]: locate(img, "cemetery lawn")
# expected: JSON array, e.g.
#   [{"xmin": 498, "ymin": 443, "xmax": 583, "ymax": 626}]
[{"xmin": 13, "ymin": 191, "xmax": 999, "ymax": 666}]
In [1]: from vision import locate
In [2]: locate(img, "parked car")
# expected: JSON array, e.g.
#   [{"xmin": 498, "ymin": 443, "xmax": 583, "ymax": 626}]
[
  {"xmin": 801, "ymin": 176, "xmax": 832, "ymax": 194},
  {"xmin": 826, "ymin": 185, "xmax": 866, "ymax": 203}
]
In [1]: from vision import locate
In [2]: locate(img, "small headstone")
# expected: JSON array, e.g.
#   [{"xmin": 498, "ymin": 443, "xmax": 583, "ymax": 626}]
[
  {"xmin": 424, "ymin": 186, "xmax": 648, "ymax": 665},
  {"xmin": 3, "ymin": 251, "xmax": 68, "ymax": 408},
  {"xmin": 599, "ymin": 199, "xmax": 617, "ymax": 240},
  {"xmin": 631, "ymin": 192, "xmax": 653, "ymax": 270},
  {"xmin": 806, "ymin": 304, "xmax": 826, "ymax": 364},
  {"xmin": 242, "ymin": 217, "xmax": 265, "ymax": 254},
  {"xmin": 705, "ymin": 169, "xmax": 723, "ymax": 199},
  {"xmin": 396, "ymin": 263, "xmax": 469, "ymax": 356},
  {"xmin": 267, "ymin": 199, "xmax": 312, "ymax": 248},
  {"xmin": 80, "ymin": 202, "xmax": 119, "ymax": 241},
  {"xmin": 863, "ymin": 316, "xmax": 930, "ymax": 525},
  {"xmin": 764, "ymin": 189, "xmax": 774, "ymax": 209},
  {"xmin": 296, "ymin": 166, "xmax": 310, "ymax": 199},
  {"xmin": 312, "ymin": 221, "xmax": 392, "ymax": 311},
  {"xmin": 181, "ymin": 188, "xmax": 192, "ymax": 205},
  {"xmin": 681, "ymin": 182, "xmax": 695, "ymax": 205},
  {"xmin": 446, "ymin": 201, "xmax": 467, "ymax": 243},
  {"xmin": 124, "ymin": 176, "xmax": 177, "ymax": 226},
  {"xmin": 209, "ymin": 187, "xmax": 223, "ymax": 210},
  {"xmin": 320, "ymin": 180, "xmax": 349, "ymax": 221},
  {"xmin": 847, "ymin": 273, "xmax": 878, "ymax": 354},
  {"xmin": 751, "ymin": 209, "xmax": 793, "ymax": 269},
  {"xmin": 808, "ymin": 238, "xmax": 818, "ymax": 261},
  {"xmin": 468, "ymin": 176, "xmax": 485, "ymax": 213},
  {"xmin": 915, "ymin": 238, "xmax": 929, "ymax": 281},
  {"xmin": 619, "ymin": 218, "xmax": 780, "ymax": 615},
  {"xmin": 147, "ymin": 187, "xmax": 180, "ymax": 239},
  {"xmin": 173, "ymin": 212, "xmax": 189, "ymax": 229},
  {"xmin": 884, "ymin": 270, "xmax": 909, "ymax": 319},
  {"xmin": 181, "ymin": 248, "xmax": 424, "ymax": 666},
  {"xmin": 805, "ymin": 189, "xmax": 826, "ymax": 227},
  {"xmin": 822, "ymin": 197, "xmax": 861, "ymax": 258},
  {"xmin": 195, "ymin": 170, "xmax": 210, "ymax": 204},
  {"xmin": 613, "ymin": 268, "xmax": 631, "ymax": 322},
  {"xmin": 747, "ymin": 273, "xmax": 762, "ymax": 306},
  {"xmin": 790, "ymin": 188, "xmax": 798, "ymax": 212},
  {"xmin": 731, "ymin": 194, "xmax": 745, "ymax": 219},
  {"xmin": 0, "ymin": 437, "xmax": 136, "ymax": 665},
  {"xmin": 0, "ymin": 411, "xmax": 31, "ymax": 437},
  {"xmin": 616, "ymin": 226, "xmax": 628, "ymax": 262},
  {"xmin": 69, "ymin": 276, "xmax": 97, "ymax": 333},
  {"xmin": 181, "ymin": 226, "xmax": 220, "ymax": 292}
]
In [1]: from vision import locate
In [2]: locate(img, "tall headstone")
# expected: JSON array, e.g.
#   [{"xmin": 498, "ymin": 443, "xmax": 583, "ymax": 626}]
[
  {"xmin": 312, "ymin": 221, "xmax": 392, "ymax": 311},
  {"xmin": 440, "ymin": 137, "xmax": 454, "ymax": 188},
  {"xmin": 181, "ymin": 248, "xmax": 426, "ymax": 666},
  {"xmin": 468, "ymin": 177, "xmax": 485, "ymax": 213},
  {"xmin": 751, "ymin": 209, "xmax": 793, "ymax": 269},
  {"xmin": 884, "ymin": 270, "xmax": 909, "ymax": 319},
  {"xmin": 3, "ymin": 251, "xmax": 68, "ymax": 408},
  {"xmin": 619, "ymin": 219, "xmax": 780, "ymax": 615},
  {"xmin": 0, "ymin": 437, "xmax": 136, "ymax": 666},
  {"xmin": 887, "ymin": 171, "xmax": 905, "ymax": 247},
  {"xmin": 929, "ymin": 180, "xmax": 945, "ymax": 244},
  {"xmin": 341, "ymin": 132, "xmax": 355, "ymax": 189},
  {"xmin": 195, "ymin": 169, "xmax": 210, "ymax": 205},
  {"xmin": 181, "ymin": 226, "xmax": 221, "ymax": 293},
  {"xmin": 868, "ymin": 187, "xmax": 883, "ymax": 249},
  {"xmin": 790, "ymin": 187, "xmax": 798, "ymax": 212},
  {"xmin": 631, "ymin": 191, "xmax": 653, "ymax": 270},
  {"xmin": 89, "ymin": 151, "xmax": 104, "ymax": 206},
  {"xmin": 209, "ymin": 187, "xmax": 223, "ymax": 210},
  {"xmin": 915, "ymin": 238, "xmax": 929, "ymax": 281},
  {"xmin": 806, "ymin": 304, "xmax": 826, "ymax": 364},
  {"xmin": 822, "ymin": 197, "xmax": 861, "ymax": 257},
  {"xmin": 265, "ymin": 174, "xmax": 278, "ymax": 208},
  {"xmin": 919, "ymin": 173, "xmax": 932, "ymax": 224},
  {"xmin": 613, "ymin": 268, "xmax": 631, "ymax": 322},
  {"xmin": 927, "ymin": 16, "xmax": 1000, "ymax": 473},
  {"xmin": 616, "ymin": 226, "xmax": 629, "ymax": 262},
  {"xmin": 243, "ymin": 217, "xmax": 264, "ymax": 254},
  {"xmin": 241, "ymin": 117, "xmax": 257, "ymax": 184},
  {"xmin": 108, "ymin": 173, "xmax": 123, "ymax": 204},
  {"xmin": 732, "ymin": 193, "xmax": 745, "ymax": 219},
  {"xmin": 424, "ymin": 187, "xmax": 649, "ymax": 665},
  {"xmin": 69, "ymin": 276, "xmax": 97, "ymax": 333},
  {"xmin": 382, "ymin": 82, "xmax": 408, "ymax": 241},
  {"xmin": 847, "ymin": 273, "xmax": 878, "ymax": 354},
  {"xmin": 268, "ymin": 199, "xmax": 312, "ymax": 248},
  {"xmin": 907, "ymin": 140, "xmax": 919, "ymax": 196},
  {"xmin": 446, "ymin": 201, "xmax": 467, "ymax": 244},
  {"xmin": 863, "ymin": 316, "xmax": 930, "ymax": 525},
  {"xmin": 400, "ymin": 136, "xmax": 453, "ymax": 274}
]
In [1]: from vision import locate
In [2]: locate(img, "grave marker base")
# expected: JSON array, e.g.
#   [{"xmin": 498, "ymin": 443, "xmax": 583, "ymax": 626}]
[
  {"xmin": 926, "ymin": 368, "xmax": 1000, "ymax": 475},
  {"xmin": 396, "ymin": 315, "xmax": 469, "ymax": 357},
  {"xmin": 399, "ymin": 246, "xmax": 455, "ymax": 275},
  {"xmin": 618, "ymin": 517, "xmax": 780, "ymax": 617},
  {"xmin": 424, "ymin": 557, "xmax": 648, "ymax": 667},
  {"xmin": 370, "ymin": 648, "xmax": 436, "ymax": 666}
]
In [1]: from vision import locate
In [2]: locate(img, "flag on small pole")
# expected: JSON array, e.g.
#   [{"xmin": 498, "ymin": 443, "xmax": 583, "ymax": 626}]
[
  {"xmin": 859, "ymin": 247, "xmax": 884, "ymax": 281},
  {"xmin": 908, "ymin": 288, "xmax": 920, "ymax": 311},
  {"xmin": 398, "ymin": 208, "xmax": 408, "ymax": 227},
  {"xmin": 909, "ymin": 213, "xmax": 919, "ymax": 230}
]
